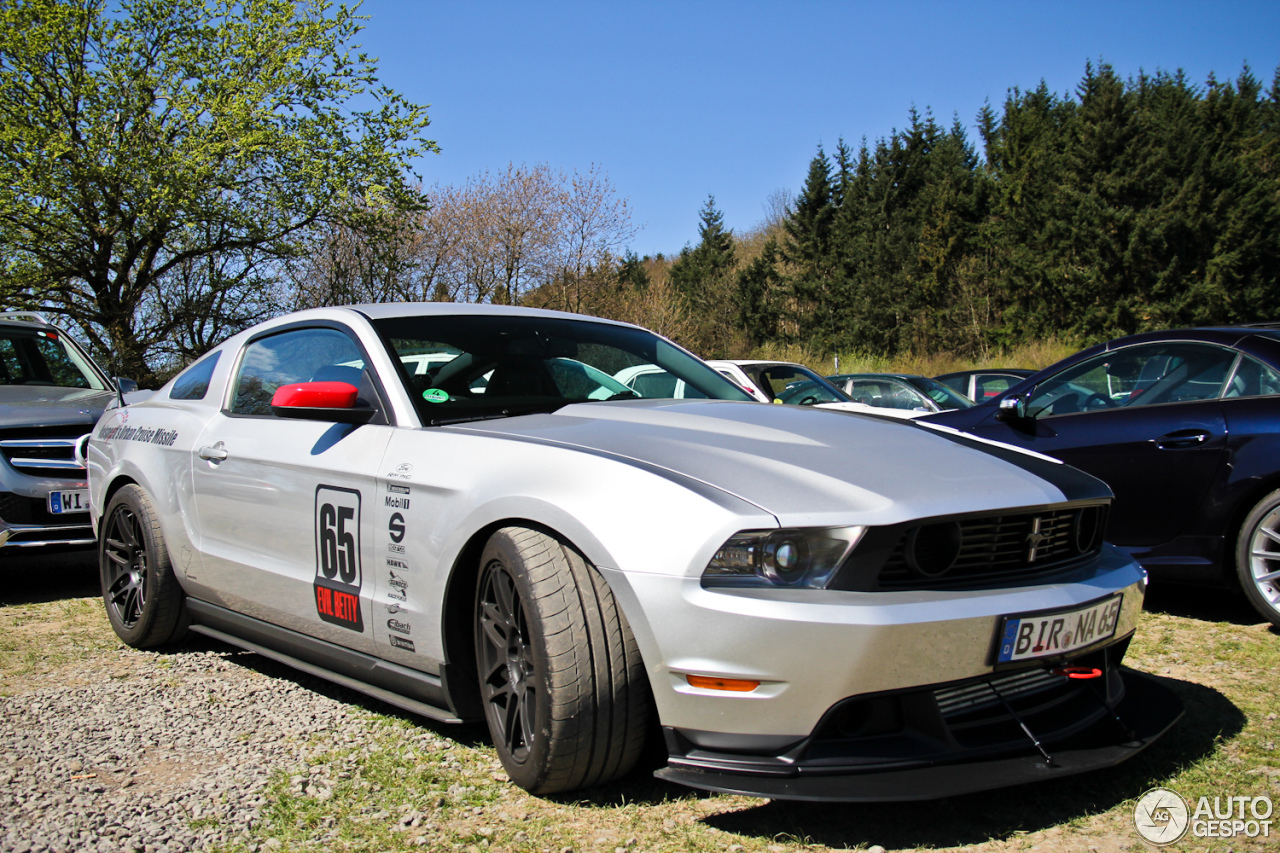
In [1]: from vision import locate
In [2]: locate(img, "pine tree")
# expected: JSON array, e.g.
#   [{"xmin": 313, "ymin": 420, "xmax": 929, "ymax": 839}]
[
  {"xmin": 781, "ymin": 148, "xmax": 838, "ymax": 343},
  {"xmin": 667, "ymin": 196, "xmax": 739, "ymax": 356}
]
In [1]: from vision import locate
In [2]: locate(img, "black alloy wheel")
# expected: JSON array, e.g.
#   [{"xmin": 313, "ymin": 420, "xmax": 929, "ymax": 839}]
[
  {"xmin": 473, "ymin": 527, "xmax": 649, "ymax": 795},
  {"xmin": 476, "ymin": 557, "xmax": 539, "ymax": 765},
  {"xmin": 103, "ymin": 502, "xmax": 148, "ymax": 629},
  {"xmin": 98, "ymin": 485, "xmax": 187, "ymax": 648}
]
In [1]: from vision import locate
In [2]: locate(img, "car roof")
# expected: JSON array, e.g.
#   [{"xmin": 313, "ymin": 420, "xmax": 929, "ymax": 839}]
[
  {"xmin": 935, "ymin": 368, "xmax": 1035, "ymax": 379},
  {"xmin": 707, "ymin": 359, "xmax": 807, "ymax": 368},
  {"xmin": 0, "ymin": 311, "xmax": 57, "ymax": 330},
  {"xmin": 349, "ymin": 302, "xmax": 637, "ymax": 330},
  {"xmin": 829, "ymin": 372, "xmax": 925, "ymax": 381},
  {"xmin": 1103, "ymin": 325, "xmax": 1280, "ymax": 349}
]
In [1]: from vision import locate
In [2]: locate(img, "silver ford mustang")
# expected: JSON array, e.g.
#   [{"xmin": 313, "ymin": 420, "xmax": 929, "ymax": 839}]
[{"xmin": 87, "ymin": 304, "xmax": 1181, "ymax": 801}]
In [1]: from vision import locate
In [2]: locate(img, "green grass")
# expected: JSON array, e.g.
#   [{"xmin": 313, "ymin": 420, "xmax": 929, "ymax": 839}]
[
  {"xmin": 0, "ymin": 597, "xmax": 120, "ymax": 694},
  {"xmin": 749, "ymin": 337, "xmax": 1083, "ymax": 379}
]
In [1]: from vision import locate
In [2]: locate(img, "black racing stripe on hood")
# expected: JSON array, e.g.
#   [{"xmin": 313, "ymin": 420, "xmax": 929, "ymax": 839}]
[{"xmin": 913, "ymin": 423, "xmax": 1113, "ymax": 503}]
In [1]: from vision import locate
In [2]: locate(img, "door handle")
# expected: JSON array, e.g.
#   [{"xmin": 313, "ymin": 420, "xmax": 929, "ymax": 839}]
[
  {"xmin": 1154, "ymin": 429, "xmax": 1211, "ymax": 450},
  {"xmin": 198, "ymin": 443, "xmax": 228, "ymax": 462}
]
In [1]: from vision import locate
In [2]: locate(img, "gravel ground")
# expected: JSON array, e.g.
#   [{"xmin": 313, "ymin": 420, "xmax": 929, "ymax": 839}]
[
  {"xmin": 1, "ymin": 638, "xmax": 386, "ymax": 853},
  {"xmin": 0, "ymin": 551, "xmax": 444, "ymax": 853}
]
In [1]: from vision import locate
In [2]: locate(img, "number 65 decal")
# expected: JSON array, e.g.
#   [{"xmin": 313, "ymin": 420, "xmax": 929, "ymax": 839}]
[{"xmin": 314, "ymin": 485, "xmax": 364, "ymax": 632}]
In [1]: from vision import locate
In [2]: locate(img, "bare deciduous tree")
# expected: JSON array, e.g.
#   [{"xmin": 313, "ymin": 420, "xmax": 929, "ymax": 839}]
[{"xmin": 288, "ymin": 163, "xmax": 636, "ymax": 314}]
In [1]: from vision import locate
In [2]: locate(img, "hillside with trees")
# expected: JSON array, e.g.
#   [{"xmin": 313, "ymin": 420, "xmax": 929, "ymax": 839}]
[{"xmin": 634, "ymin": 62, "xmax": 1280, "ymax": 362}]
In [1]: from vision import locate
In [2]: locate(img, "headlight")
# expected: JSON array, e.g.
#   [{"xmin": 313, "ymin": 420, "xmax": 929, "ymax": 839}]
[{"xmin": 702, "ymin": 527, "xmax": 865, "ymax": 589}]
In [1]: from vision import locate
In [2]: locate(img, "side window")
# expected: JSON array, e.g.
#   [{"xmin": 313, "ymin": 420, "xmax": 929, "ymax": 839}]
[
  {"xmin": 1224, "ymin": 356, "xmax": 1280, "ymax": 399},
  {"xmin": 0, "ymin": 336, "xmax": 19, "ymax": 383},
  {"xmin": 1028, "ymin": 343, "xmax": 1237, "ymax": 417},
  {"xmin": 846, "ymin": 380, "xmax": 885, "ymax": 406},
  {"xmin": 230, "ymin": 328, "xmax": 366, "ymax": 416},
  {"xmin": 169, "ymin": 352, "xmax": 221, "ymax": 401},
  {"xmin": 630, "ymin": 371, "xmax": 678, "ymax": 397},
  {"xmin": 974, "ymin": 376, "xmax": 1014, "ymax": 400},
  {"xmin": 757, "ymin": 366, "xmax": 809, "ymax": 399}
]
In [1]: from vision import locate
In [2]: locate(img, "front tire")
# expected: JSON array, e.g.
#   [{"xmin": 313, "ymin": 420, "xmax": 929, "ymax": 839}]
[
  {"xmin": 1236, "ymin": 489, "xmax": 1280, "ymax": 628},
  {"xmin": 99, "ymin": 484, "xmax": 188, "ymax": 648},
  {"xmin": 474, "ymin": 527, "xmax": 649, "ymax": 795}
]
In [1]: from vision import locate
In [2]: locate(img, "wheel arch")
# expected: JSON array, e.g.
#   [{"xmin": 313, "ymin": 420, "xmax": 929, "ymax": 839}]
[
  {"xmin": 1226, "ymin": 474, "xmax": 1280, "ymax": 584},
  {"xmin": 99, "ymin": 473, "xmax": 140, "ymax": 513}
]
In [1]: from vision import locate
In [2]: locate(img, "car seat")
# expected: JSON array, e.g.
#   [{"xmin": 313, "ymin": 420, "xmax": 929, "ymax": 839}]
[{"xmin": 485, "ymin": 360, "xmax": 560, "ymax": 399}]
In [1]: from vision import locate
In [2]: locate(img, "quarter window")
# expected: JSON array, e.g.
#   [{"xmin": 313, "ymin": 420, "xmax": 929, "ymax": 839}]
[
  {"xmin": 1224, "ymin": 356, "xmax": 1280, "ymax": 399},
  {"xmin": 169, "ymin": 352, "xmax": 221, "ymax": 401}
]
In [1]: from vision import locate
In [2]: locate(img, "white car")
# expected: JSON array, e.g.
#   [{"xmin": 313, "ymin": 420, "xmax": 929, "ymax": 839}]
[
  {"xmin": 705, "ymin": 359, "xmax": 923, "ymax": 418},
  {"xmin": 827, "ymin": 373, "xmax": 977, "ymax": 418},
  {"xmin": 88, "ymin": 304, "xmax": 1180, "ymax": 800}
]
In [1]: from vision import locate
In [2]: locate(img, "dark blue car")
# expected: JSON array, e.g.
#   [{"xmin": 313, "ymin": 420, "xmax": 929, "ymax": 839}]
[{"xmin": 923, "ymin": 325, "xmax": 1280, "ymax": 627}]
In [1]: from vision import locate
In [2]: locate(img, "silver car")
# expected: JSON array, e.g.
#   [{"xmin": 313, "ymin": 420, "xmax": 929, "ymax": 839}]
[
  {"xmin": 87, "ymin": 304, "xmax": 1180, "ymax": 801},
  {"xmin": 0, "ymin": 311, "xmax": 132, "ymax": 550}
]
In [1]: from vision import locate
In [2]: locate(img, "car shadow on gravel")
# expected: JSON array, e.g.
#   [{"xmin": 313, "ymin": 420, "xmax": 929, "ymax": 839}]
[
  {"xmin": 0, "ymin": 548, "xmax": 98, "ymax": 605},
  {"xmin": 697, "ymin": 674, "xmax": 1242, "ymax": 849},
  {"xmin": 167, "ymin": 632, "xmax": 494, "ymax": 749}
]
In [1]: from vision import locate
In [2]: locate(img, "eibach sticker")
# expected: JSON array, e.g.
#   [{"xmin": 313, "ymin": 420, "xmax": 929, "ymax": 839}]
[{"xmin": 314, "ymin": 485, "xmax": 364, "ymax": 632}]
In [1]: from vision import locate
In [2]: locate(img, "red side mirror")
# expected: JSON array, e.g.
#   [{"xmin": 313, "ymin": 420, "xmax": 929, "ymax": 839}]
[{"xmin": 271, "ymin": 381, "xmax": 359, "ymax": 409}]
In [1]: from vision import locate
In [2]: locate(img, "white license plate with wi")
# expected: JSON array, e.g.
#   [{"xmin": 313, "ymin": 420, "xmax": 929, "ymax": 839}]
[
  {"xmin": 995, "ymin": 594, "xmax": 1123, "ymax": 663},
  {"xmin": 48, "ymin": 490, "xmax": 89, "ymax": 514}
]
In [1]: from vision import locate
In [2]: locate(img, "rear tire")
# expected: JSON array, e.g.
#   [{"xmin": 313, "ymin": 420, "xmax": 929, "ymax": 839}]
[
  {"xmin": 1236, "ymin": 489, "xmax": 1280, "ymax": 628},
  {"xmin": 99, "ymin": 484, "xmax": 188, "ymax": 648},
  {"xmin": 474, "ymin": 527, "xmax": 649, "ymax": 795}
]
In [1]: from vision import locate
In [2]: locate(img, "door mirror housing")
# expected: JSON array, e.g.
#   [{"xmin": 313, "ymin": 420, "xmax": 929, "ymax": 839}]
[
  {"xmin": 995, "ymin": 392, "xmax": 1033, "ymax": 429},
  {"xmin": 270, "ymin": 381, "xmax": 377, "ymax": 424}
]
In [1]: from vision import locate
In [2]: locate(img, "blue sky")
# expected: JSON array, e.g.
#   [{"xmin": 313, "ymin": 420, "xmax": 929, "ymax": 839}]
[{"xmin": 356, "ymin": 0, "xmax": 1280, "ymax": 257}]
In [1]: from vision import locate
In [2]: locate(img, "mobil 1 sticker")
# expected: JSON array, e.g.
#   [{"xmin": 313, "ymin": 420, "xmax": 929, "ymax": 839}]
[{"xmin": 314, "ymin": 485, "xmax": 364, "ymax": 632}]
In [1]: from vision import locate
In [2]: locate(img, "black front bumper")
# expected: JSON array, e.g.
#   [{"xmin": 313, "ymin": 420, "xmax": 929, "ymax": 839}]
[{"xmin": 655, "ymin": 660, "xmax": 1183, "ymax": 802}]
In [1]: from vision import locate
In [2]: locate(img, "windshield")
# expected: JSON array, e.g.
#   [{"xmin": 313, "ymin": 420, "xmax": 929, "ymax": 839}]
[
  {"xmin": 0, "ymin": 327, "xmax": 108, "ymax": 390},
  {"xmin": 902, "ymin": 376, "xmax": 974, "ymax": 410},
  {"xmin": 744, "ymin": 363, "xmax": 854, "ymax": 404},
  {"xmin": 776, "ymin": 378, "xmax": 851, "ymax": 405},
  {"xmin": 372, "ymin": 314, "xmax": 753, "ymax": 424}
]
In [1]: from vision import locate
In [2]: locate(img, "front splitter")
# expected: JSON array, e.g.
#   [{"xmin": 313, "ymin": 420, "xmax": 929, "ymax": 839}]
[{"xmin": 654, "ymin": 669, "xmax": 1183, "ymax": 802}]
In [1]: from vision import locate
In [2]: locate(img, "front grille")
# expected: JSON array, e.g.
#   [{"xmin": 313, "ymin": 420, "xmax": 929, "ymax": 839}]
[
  {"xmin": 935, "ymin": 668, "xmax": 1066, "ymax": 718},
  {"xmin": 807, "ymin": 640, "xmax": 1129, "ymax": 765},
  {"xmin": 832, "ymin": 503, "xmax": 1109, "ymax": 592},
  {"xmin": 0, "ymin": 492, "xmax": 82, "ymax": 524},
  {"xmin": 0, "ymin": 425, "xmax": 89, "ymax": 480},
  {"xmin": 878, "ymin": 507, "xmax": 1101, "ymax": 589}
]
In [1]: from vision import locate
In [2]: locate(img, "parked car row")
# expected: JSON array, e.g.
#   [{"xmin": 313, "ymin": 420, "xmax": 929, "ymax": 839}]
[
  {"xmin": 702, "ymin": 360, "xmax": 976, "ymax": 419},
  {"xmin": 936, "ymin": 369, "xmax": 1037, "ymax": 402}
]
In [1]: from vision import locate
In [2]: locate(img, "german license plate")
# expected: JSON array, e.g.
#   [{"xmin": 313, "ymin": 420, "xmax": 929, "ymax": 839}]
[
  {"xmin": 995, "ymin": 594, "xmax": 1123, "ymax": 663},
  {"xmin": 48, "ymin": 489, "xmax": 89, "ymax": 514}
]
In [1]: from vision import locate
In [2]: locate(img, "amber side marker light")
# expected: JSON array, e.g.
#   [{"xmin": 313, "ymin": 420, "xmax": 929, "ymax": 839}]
[{"xmin": 686, "ymin": 674, "xmax": 761, "ymax": 692}]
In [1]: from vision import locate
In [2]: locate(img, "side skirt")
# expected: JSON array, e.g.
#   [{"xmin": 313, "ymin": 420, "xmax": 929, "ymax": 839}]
[{"xmin": 186, "ymin": 598, "xmax": 466, "ymax": 725}]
